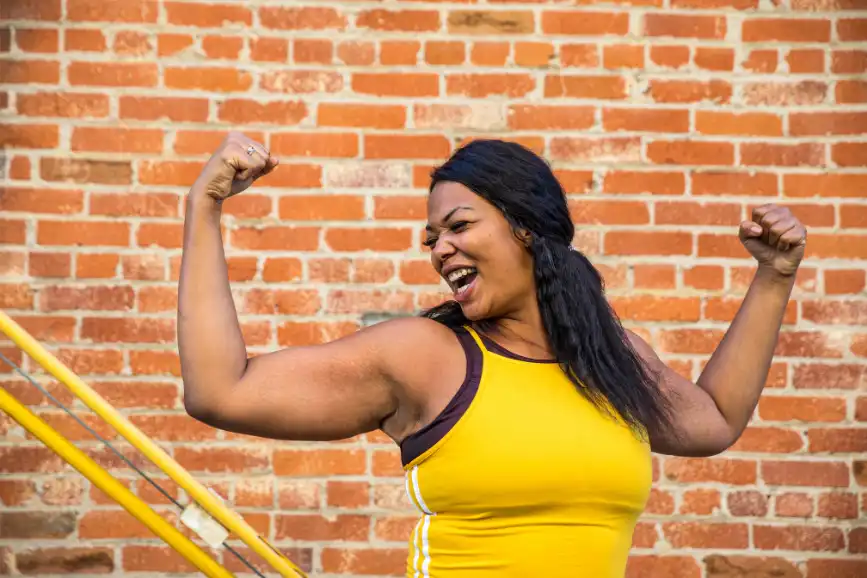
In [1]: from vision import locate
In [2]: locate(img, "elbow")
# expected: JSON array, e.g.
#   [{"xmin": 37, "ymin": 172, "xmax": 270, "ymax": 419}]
[{"xmin": 183, "ymin": 394, "xmax": 216, "ymax": 425}]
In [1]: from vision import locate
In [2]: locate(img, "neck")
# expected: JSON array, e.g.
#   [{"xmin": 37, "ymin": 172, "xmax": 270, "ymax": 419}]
[{"xmin": 476, "ymin": 299, "xmax": 553, "ymax": 360}]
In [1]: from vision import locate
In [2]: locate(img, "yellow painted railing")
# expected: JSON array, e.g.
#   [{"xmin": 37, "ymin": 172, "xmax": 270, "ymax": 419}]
[
  {"xmin": 0, "ymin": 310, "xmax": 307, "ymax": 577},
  {"xmin": 0, "ymin": 387, "xmax": 234, "ymax": 577}
]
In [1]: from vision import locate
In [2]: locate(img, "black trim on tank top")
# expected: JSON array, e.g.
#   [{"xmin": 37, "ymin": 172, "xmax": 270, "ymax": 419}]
[
  {"xmin": 399, "ymin": 326, "xmax": 560, "ymax": 466},
  {"xmin": 400, "ymin": 326, "xmax": 483, "ymax": 466}
]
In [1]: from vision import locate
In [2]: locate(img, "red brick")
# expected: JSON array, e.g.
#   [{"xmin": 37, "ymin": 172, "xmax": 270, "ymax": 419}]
[
  {"xmin": 365, "ymin": 134, "xmax": 450, "ymax": 160},
  {"xmin": 337, "ymin": 40, "xmax": 374, "ymax": 65},
  {"xmin": 470, "ymin": 41, "xmax": 510, "ymax": 66},
  {"xmin": 838, "ymin": 18, "xmax": 867, "ymax": 41},
  {"xmin": 692, "ymin": 171, "xmax": 778, "ymax": 196},
  {"xmin": 516, "ymin": 42, "xmax": 555, "ymax": 67},
  {"xmin": 0, "ymin": 58, "xmax": 59, "ymax": 84},
  {"xmin": 276, "ymin": 514, "xmax": 369, "ymax": 541},
  {"xmin": 727, "ymin": 491, "xmax": 769, "ymax": 517},
  {"xmin": 824, "ymin": 269, "xmax": 865, "ymax": 295},
  {"xmin": 543, "ymin": 74, "xmax": 627, "ymax": 99},
  {"xmin": 119, "ymin": 96, "xmax": 208, "ymax": 122},
  {"xmin": 664, "ymin": 522, "xmax": 748, "ymax": 549},
  {"xmin": 754, "ymin": 525, "xmax": 845, "ymax": 551},
  {"xmin": 359, "ymin": 9, "xmax": 439, "ymax": 32},
  {"xmin": 570, "ymin": 200, "xmax": 649, "ymax": 226},
  {"xmin": 15, "ymin": 547, "xmax": 114, "ymax": 574},
  {"xmin": 833, "ymin": 142, "xmax": 867, "ymax": 167},
  {"xmin": 0, "ymin": 0, "xmax": 61, "ymax": 21},
  {"xmin": 318, "ymin": 103, "xmax": 405, "ymax": 129},
  {"xmin": 650, "ymin": 45, "xmax": 690, "ymax": 69},
  {"xmin": 605, "ymin": 231, "xmax": 691, "ymax": 256},
  {"xmin": 250, "ymin": 37, "xmax": 288, "ymax": 63},
  {"xmin": 655, "ymin": 201, "xmax": 741, "ymax": 225},
  {"xmin": 0, "ymin": 187, "xmax": 83, "ymax": 214},
  {"xmin": 648, "ymin": 79, "xmax": 731, "ymax": 104},
  {"xmin": 164, "ymin": 2, "xmax": 251, "ymax": 27},
  {"xmin": 165, "ymin": 66, "xmax": 252, "ymax": 92},
  {"xmin": 550, "ymin": 137, "xmax": 640, "ymax": 163},
  {"xmin": 293, "ymin": 39, "xmax": 332, "ymax": 64},
  {"xmin": 259, "ymin": 7, "xmax": 346, "ymax": 30},
  {"xmin": 763, "ymin": 460, "xmax": 850, "ymax": 487},
  {"xmin": 274, "ymin": 449, "xmax": 365, "ymax": 476},
  {"xmin": 743, "ymin": 143, "xmax": 824, "ymax": 167},
  {"xmin": 742, "ymin": 49, "xmax": 778, "ymax": 73},
  {"xmin": 743, "ymin": 18, "xmax": 831, "ymax": 42},
  {"xmin": 353, "ymin": 73, "xmax": 438, "ymax": 97},
  {"xmin": 837, "ymin": 80, "xmax": 867, "ymax": 104},
  {"xmin": 448, "ymin": 73, "xmax": 535, "ymax": 98},
  {"xmin": 0, "ymin": 512, "xmax": 76, "ymax": 538},
  {"xmin": 539, "ymin": 11, "xmax": 629, "ymax": 37},
  {"xmin": 71, "ymin": 127, "xmax": 163, "ymax": 154},
  {"xmin": 279, "ymin": 195, "xmax": 364, "ymax": 220},
  {"xmin": 68, "ymin": 62, "xmax": 156, "ymax": 87},
  {"xmin": 611, "ymin": 296, "xmax": 699, "ymax": 322},
  {"xmin": 647, "ymin": 140, "xmax": 735, "ymax": 166},
  {"xmin": 17, "ymin": 91, "xmax": 108, "ymax": 118},
  {"xmin": 561, "ymin": 43, "xmax": 599, "ymax": 68},
  {"xmin": 743, "ymin": 80, "xmax": 827, "ymax": 106},
  {"xmin": 603, "ymin": 44, "xmax": 644, "ymax": 69},
  {"xmin": 695, "ymin": 47, "xmax": 735, "ymax": 71},
  {"xmin": 604, "ymin": 171, "xmax": 685, "ymax": 195},
  {"xmin": 321, "ymin": 548, "xmax": 406, "ymax": 576},
  {"xmin": 15, "ymin": 28, "xmax": 58, "ymax": 53},
  {"xmin": 683, "ymin": 265, "xmax": 724, "ymax": 290},
  {"xmin": 784, "ymin": 174, "xmax": 867, "ymax": 198},
  {"xmin": 666, "ymin": 457, "xmax": 757, "ymax": 485},
  {"xmin": 697, "ymin": 111, "xmax": 783, "ymax": 136},
  {"xmin": 0, "ymin": 123, "xmax": 58, "ymax": 148},
  {"xmin": 626, "ymin": 556, "xmax": 701, "ymax": 578},
  {"xmin": 200, "ymin": 35, "xmax": 242, "ymax": 60},
  {"xmin": 507, "ymin": 105, "xmax": 594, "ymax": 130},
  {"xmin": 603, "ymin": 108, "xmax": 689, "ymax": 133},
  {"xmin": 379, "ymin": 43, "xmax": 421, "ymax": 68},
  {"xmin": 833, "ymin": 50, "xmax": 867, "ymax": 73},
  {"xmin": 791, "ymin": 112, "xmax": 867, "ymax": 136},
  {"xmin": 67, "ymin": 0, "xmax": 156, "ymax": 22},
  {"xmin": 644, "ymin": 14, "xmax": 726, "ymax": 39},
  {"xmin": 806, "ymin": 560, "xmax": 867, "ymax": 578},
  {"xmin": 64, "ymin": 28, "xmax": 104, "ymax": 51}
]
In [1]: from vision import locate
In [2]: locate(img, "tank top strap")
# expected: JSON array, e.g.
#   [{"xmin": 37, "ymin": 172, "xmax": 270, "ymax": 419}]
[{"xmin": 462, "ymin": 324, "xmax": 487, "ymax": 353}]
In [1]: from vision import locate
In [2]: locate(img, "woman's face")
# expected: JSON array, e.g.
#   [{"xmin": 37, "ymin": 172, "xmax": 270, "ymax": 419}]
[{"xmin": 425, "ymin": 181, "xmax": 537, "ymax": 321}]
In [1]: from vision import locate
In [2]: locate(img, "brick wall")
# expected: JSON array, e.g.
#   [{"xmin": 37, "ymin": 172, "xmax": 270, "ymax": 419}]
[{"xmin": 1, "ymin": 0, "xmax": 866, "ymax": 576}]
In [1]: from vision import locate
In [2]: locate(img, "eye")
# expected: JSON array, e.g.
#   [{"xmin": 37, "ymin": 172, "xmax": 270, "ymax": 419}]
[
  {"xmin": 422, "ymin": 236, "xmax": 437, "ymax": 248},
  {"xmin": 450, "ymin": 221, "xmax": 469, "ymax": 233}
]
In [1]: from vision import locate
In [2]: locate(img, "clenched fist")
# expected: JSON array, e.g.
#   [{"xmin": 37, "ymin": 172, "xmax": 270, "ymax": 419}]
[
  {"xmin": 191, "ymin": 132, "xmax": 279, "ymax": 203},
  {"xmin": 739, "ymin": 204, "xmax": 807, "ymax": 278}
]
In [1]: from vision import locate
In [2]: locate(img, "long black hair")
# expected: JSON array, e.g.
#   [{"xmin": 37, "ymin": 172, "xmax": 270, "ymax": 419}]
[{"xmin": 421, "ymin": 139, "xmax": 678, "ymax": 442}]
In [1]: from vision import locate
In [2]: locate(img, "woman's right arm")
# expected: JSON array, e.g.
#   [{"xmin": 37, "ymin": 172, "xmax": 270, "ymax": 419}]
[{"xmin": 177, "ymin": 133, "xmax": 450, "ymax": 442}]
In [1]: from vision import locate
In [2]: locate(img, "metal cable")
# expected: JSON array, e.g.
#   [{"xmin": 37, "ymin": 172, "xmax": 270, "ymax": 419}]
[{"xmin": 0, "ymin": 350, "xmax": 264, "ymax": 577}]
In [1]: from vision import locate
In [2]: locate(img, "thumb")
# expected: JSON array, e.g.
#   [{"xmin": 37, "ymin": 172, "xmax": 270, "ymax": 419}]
[{"xmin": 739, "ymin": 220, "xmax": 762, "ymax": 241}]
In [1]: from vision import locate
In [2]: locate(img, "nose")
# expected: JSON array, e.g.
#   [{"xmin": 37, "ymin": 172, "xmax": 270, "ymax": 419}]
[{"xmin": 430, "ymin": 237, "xmax": 456, "ymax": 267}]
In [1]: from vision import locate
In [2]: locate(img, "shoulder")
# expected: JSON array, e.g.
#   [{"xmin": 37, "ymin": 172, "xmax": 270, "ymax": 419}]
[
  {"xmin": 365, "ymin": 316, "xmax": 466, "ymax": 379},
  {"xmin": 363, "ymin": 316, "xmax": 469, "ymax": 438}
]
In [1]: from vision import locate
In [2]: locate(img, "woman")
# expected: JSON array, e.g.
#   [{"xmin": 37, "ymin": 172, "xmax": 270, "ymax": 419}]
[{"xmin": 178, "ymin": 134, "xmax": 807, "ymax": 577}]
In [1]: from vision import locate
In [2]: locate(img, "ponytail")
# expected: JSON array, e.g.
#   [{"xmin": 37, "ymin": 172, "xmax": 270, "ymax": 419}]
[{"xmin": 531, "ymin": 238, "xmax": 676, "ymax": 440}]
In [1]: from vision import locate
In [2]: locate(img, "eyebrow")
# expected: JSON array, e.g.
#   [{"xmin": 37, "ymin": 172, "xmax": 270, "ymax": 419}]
[{"xmin": 425, "ymin": 206, "xmax": 473, "ymax": 232}]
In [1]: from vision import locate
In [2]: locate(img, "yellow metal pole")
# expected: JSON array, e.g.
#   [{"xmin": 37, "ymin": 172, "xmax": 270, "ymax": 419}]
[
  {"xmin": 0, "ymin": 387, "xmax": 234, "ymax": 578},
  {"xmin": 0, "ymin": 311, "xmax": 306, "ymax": 578}
]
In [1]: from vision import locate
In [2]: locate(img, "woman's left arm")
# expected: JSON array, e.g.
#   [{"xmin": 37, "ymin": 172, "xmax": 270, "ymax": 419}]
[{"xmin": 634, "ymin": 204, "xmax": 807, "ymax": 457}]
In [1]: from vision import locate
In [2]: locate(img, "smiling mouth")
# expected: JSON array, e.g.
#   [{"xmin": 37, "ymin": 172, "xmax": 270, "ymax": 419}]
[{"xmin": 446, "ymin": 267, "xmax": 478, "ymax": 297}]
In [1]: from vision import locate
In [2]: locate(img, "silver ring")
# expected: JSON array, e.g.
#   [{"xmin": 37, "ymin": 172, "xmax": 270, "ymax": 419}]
[{"xmin": 246, "ymin": 145, "xmax": 256, "ymax": 156}]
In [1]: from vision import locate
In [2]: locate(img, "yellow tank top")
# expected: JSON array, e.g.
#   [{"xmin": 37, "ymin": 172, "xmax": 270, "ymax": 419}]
[{"xmin": 401, "ymin": 326, "xmax": 652, "ymax": 577}]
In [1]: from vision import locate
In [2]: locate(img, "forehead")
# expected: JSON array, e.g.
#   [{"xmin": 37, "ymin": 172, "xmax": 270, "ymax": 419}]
[{"xmin": 427, "ymin": 181, "xmax": 480, "ymax": 222}]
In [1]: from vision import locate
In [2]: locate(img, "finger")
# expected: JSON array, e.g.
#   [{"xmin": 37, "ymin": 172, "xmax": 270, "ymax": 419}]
[
  {"xmin": 779, "ymin": 226, "xmax": 807, "ymax": 250},
  {"xmin": 769, "ymin": 219, "xmax": 798, "ymax": 249},
  {"xmin": 254, "ymin": 156, "xmax": 280, "ymax": 180},
  {"xmin": 739, "ymin": 220, "xmax": 763, "ymax": 239},
  {"xmin": 756, "ymin": 208, "xmax": 789, "ymax": 245},
  {"xmin": 751, "ymin": 203, "xmax": 777, "ymax": 224}
]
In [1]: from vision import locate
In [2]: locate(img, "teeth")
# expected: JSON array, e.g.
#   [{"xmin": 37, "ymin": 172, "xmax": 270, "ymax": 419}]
[{"xmin": 447, "ymin": 268, "xmax": 475, "ymax": 283}]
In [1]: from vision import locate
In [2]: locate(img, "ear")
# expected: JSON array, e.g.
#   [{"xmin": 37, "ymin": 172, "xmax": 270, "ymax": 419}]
[{"xmin": 514, "ymin": 228, "xmax": 532, "ymax": 248}]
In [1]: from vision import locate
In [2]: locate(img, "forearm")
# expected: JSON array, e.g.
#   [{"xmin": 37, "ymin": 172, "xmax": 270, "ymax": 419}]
[
  {"xmin": 697, "ymin": 267, "xmax": 796, "ymax": 436},
  {"xmin": 177, "ymin": 194, "xmax": 248, "ymax": 414}
]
